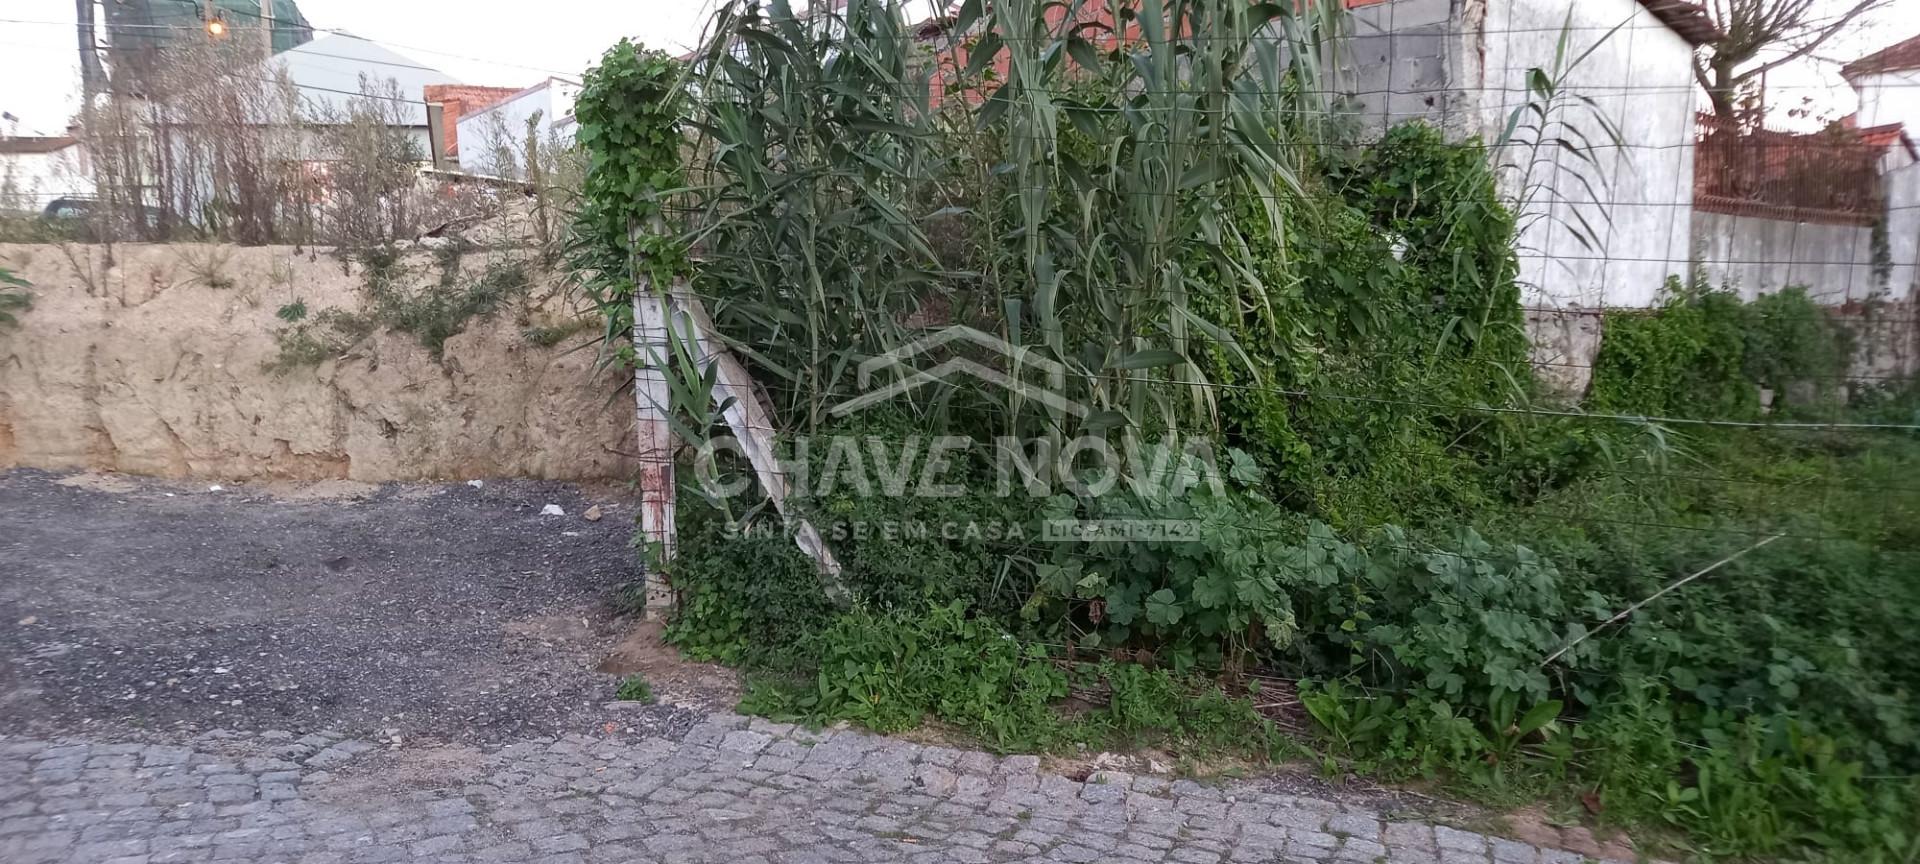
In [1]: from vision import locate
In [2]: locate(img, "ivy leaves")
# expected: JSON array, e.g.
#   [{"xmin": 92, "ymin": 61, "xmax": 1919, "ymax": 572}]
[
  {"xmin": 569, "ymin": 40, "xmax": 690, "ymax": 345},
  {"xmin": 1032, "ymin": 482, "xmax": 1325, "ymax": 669}
]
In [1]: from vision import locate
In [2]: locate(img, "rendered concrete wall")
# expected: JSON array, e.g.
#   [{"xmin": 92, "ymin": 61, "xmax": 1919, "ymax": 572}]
[
  {"xmin": 1693, "ymin": 158, "xmax": 1920, "ymax": 304},
  {"xmin": 1886, "ymin": 160, "xmax": 1920, "ymax": 302},
  {"xmin": 1523, "ymin": 307, "xmax": 1603, "ymax": 399},
  {"xmin": 1692, "ymin": 212, "xmax": 1883, "ymax": 303},
  {"xmin": 1341, "ymin": 0, "xmax": 1468, "ymax": 136}
]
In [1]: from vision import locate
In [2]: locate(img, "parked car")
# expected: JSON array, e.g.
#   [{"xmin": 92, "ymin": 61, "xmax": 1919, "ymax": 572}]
[{"xmin": 41, "ymin": 197, "xmax": 186, "ymax": 240}]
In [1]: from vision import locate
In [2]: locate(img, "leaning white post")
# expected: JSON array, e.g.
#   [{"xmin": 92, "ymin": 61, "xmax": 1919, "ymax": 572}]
[
  {"xmin": 669, "ymin": 284, "xmax": 851, "ymax": 605},
  {"xmin": 631, "ymin": 232, "xmax": 677, "ymax": 619}
]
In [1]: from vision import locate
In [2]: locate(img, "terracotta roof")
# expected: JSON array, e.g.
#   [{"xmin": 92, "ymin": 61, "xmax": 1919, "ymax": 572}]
[
  {"xmin": 1636, "ymin": 0, "xmax": 1722, "ymax": 47},
  {"xmin": 0, "ymin": 136, "xmax": 78, "ymax": 155},
  {"xmin": 1693, "ymin": 114, "xmax": 1889, "ymax": 223},
  {"xmin": 1843, "ymin": 33, "xmax": 1920, "ymax": 80},
  {"xmin": 1856, "ymin": 121, "xmax": 1919, "ymax": 162}
]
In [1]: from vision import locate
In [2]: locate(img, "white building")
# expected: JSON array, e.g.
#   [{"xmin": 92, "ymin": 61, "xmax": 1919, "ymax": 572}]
[
  {"xmin": 453, "ymin": 78, "xmax": 580, "ymax": 178},
  {"xmin": 1845, "ymin": 34, "xmax": 1920, "ymax": 138},
  {"xmin": 0, "ymin": 136, "xmax": 93, "ymax": 213},
  {"xmin": 272, "ymin": 33, "xmax": 461, "ymax": 158},
  {"xmin": 1343, "ymin": 0, "xmax": 1719, "ymax": 308}
]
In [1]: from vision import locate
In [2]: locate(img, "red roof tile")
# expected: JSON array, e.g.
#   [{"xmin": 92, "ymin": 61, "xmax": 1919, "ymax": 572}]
[
  {"xmin": 1843, "ymin": 33, "xmax": 1920, "ymax": 80},
  {"xmin": 0, "ymin": 136, "xmax": 78, "ymax": 155},
  {"xmin": 1693, "ymin": 114, "xmax": 1891, "ymax": 223},
  {"xmin": 1637, "ymin": 0, "xmax": 1722, "ymax": 47}
]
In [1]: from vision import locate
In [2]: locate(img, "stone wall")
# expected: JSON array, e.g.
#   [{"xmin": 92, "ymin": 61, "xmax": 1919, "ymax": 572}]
[
  {"xmin": 1523, "ymin": 308, "xmax": 1604, "ymax": 399},
  {"xmin": 0, "ymin": 243, "xmax": 639, "ymax": 482},
  {"xmin": 1523, "ymin": 300, "xmax": 1919, "ymax": 401}
]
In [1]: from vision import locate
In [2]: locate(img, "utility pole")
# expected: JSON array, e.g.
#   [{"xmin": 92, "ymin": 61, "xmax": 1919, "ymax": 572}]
[
  {"xmin": 260, "ymin": 0, "xmax": 274, "ymax": 56},
  {"xmin": 75, "ymin": 0, "xmax": 104, "ymax": 98}
]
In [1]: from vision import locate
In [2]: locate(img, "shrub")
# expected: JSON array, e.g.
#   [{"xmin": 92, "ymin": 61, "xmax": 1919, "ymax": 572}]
[
  {"xmin": 614, "ymin": 674, "xmax": 654, "ymax": 703},
  {"xmin": 0, "ymin": 267, "xmax": 29, "ymax": 330},
  {"xmin": 1589, "ymin": 281, "xmax": 1848, "ymax": 419},
  {"xmin": 738, "ymin": 601, "xmax": 1069, "ymax": 750}
]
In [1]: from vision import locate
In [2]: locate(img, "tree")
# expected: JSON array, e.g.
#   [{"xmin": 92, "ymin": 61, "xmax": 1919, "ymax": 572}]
[{"xmin": 1694, "ymin": 0, "xmax": 1889, "ymax": 127}]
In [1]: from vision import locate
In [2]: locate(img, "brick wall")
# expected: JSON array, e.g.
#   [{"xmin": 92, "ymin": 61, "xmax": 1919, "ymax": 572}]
[{"xmin": 423, "ymin": 85, "xmax": 524, "ymax": 159}]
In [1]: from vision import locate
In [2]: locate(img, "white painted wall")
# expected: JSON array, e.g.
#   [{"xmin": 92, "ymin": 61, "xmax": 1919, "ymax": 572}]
[
  {"xmin": 455, "ymin": 79, "xmax": 581, "ymax": 177},
  {"xmin": 1339, "ymin": 0, "xmax": 1698, "ymax": 308},
  {"xmin": 1882, "ymin": 159, "xmax": 1920, "ymax": 301},
  {"xmin": 1693, "ymin": 211, "xmax": 1883, "ymax": 302},
  {"xmin": 1692, "ymin": 146, "xmax": 1919, "ymax": 306},
  {"xmin": 1478, "ymin": 0, "xmax": 1699, "ymax": 308},
  {"xmin": 1854, "ymin": 69, "xmax": 1920, "ymax": 135},
  {"xmin": 0, "ymin": 144, "xmax": 94, "ymax": 211}
]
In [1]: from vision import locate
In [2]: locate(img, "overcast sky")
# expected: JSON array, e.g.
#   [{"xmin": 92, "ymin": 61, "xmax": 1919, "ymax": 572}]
[{"xmin": 1, "ymin": 0, "xmax": 1916, "ymax": 136}]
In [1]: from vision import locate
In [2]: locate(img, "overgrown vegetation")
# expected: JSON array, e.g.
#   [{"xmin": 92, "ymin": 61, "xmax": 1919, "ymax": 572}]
[
  {"xmin": 0, "ymin": 267, "xmax": 30, "ymax": 331},
  {"xmin": 266, "ymin": 248, "xmax": 534, "ymax": 371},
  {"xmin": 32, "ymin": 35, "xmax": 544, "ymax": 248},
  {"xmin": 1589, "ymin": 279, "xmax": 1851, "ymax": 419},
  {"xmin": 570, "ymin": 2, "xmax": 1920, "ymax": 860}
]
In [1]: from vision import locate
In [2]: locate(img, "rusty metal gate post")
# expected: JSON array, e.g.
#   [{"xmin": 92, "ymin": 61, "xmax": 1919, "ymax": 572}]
[{"xmin": 631, "ymin": 230, "xmax": 677, "ymax": 619}]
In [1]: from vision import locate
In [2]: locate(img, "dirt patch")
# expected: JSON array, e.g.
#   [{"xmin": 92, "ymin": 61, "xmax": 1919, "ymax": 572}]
[
  {"xmin": 594, "ymin": 619, "xmax": 741, "ymax": 712},
  {"xmin": 1498, "ymin": 806, "xmax": 1643, "ymax": 862},
  {"xmin": 307, "ymin": 743, "xmax": 492, "ymax": 801},
  {"xmin": 505, "ymin": 610, "xmax": 598, "ymax": 644},
  {"xmin": 0, "ymin": 468, "xmax": 699, "ymax": 744},
  {"xmin": 254, "ymin": 478, "xmax": 384, "ymax": 502},
  {"xmin": 53, "ymin": 472, "xmax": 146, "ymax": 494}
]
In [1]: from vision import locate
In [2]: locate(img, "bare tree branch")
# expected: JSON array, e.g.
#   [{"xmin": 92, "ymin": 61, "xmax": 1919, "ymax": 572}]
[
  {"xmin": 1697, "ymin": 0, "xmax": 1891, "ymax": 125},
  {"xmin": 1743, "ymin": 0, "xmax": 1884, "ymax": 78}
]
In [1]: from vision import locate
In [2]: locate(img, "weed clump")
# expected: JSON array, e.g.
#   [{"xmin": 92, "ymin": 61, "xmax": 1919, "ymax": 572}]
[
  {"xmin": 0, "ymin": 267, "xmax": 30, "ymax": 331},
  {"xmin": 614, "ymin": 674, "xmax": 654, "ymax": 703},
  {"xmin": 266, "ymin": 248, "xmax": 534, "ymax": 370}
]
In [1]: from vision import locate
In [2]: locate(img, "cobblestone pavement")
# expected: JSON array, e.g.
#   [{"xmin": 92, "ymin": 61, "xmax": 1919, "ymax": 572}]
[{"xmin": 2, "ymin": 715, "xmax": 1633, "ymax": 864}]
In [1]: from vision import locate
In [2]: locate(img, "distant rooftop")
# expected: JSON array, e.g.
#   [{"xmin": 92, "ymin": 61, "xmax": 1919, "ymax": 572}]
[
  {"xmin": 1843, "ymin": 33, "xmax": 1920, "ymax": 81},
  {"xmin": 0, "ymin": 137, "xmax": 79, "ymax": 155},
  {"xmin": 272, "ymin": 34, "xmax": 460, "ymax": 126}
]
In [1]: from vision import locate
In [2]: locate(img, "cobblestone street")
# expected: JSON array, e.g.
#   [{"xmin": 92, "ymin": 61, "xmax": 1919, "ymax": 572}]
[{"xmin": 2, "ymin": 715, "xmax": 1624, "ymax": 864}]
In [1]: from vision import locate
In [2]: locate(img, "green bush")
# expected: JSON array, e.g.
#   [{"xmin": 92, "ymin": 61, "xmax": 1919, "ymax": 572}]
[
  {"xmin": 614, "ymin": 674, "xmax": 654, "ymax": 703},
  {"xmin": 1589, "ymin": 282, "xmax": 1848, "ymax": 420},
  {"xmin": 660, "ymin": 502, "xmax": 837, "ymax": 670},
  {"xmin": 0, "ymin": 267, "xmax": 29, "ymax": 330},
  {"xmin": 738, "ymin": 601, "xmax": 1069, "ymax": 749}
]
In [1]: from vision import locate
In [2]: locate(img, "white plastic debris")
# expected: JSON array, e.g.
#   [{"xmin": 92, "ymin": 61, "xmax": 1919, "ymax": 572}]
[
  {"xmin": 208, "ymin": 484, "xmax": 225, "ymax": 492},
  {"xmin": 540, "ymin": 504, "xmax": 565, "ymax": 516},
  {"xmin": 468, "ymin": 479, "xmax": 485, "ymax": 489}
]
